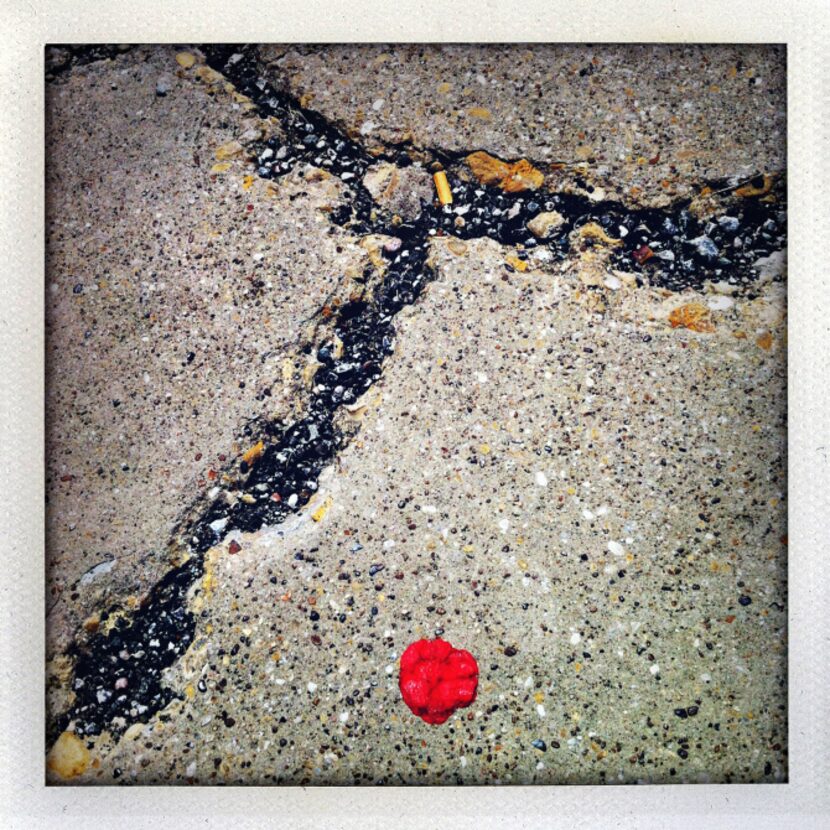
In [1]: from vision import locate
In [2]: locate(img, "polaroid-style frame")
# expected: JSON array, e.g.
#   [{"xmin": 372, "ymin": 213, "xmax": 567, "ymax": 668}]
[{"xmin": 1, "ymin": 0, "xmax": 828, "ymax": 827}]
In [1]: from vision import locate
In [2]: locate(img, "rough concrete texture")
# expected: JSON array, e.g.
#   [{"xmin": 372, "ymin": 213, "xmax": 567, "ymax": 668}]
[
  {"xmin": 51, "ymin": 237, "xmax": 787, "ymax": 785},
  {"xmin": 264, "ymin": 44, "xmax": 785, "ymax": 207},
  {"xmin": 362, "ymin": 161, "xmax": 434, "ymax": 220},
  {"xmin": 46, "ymin": 46, "xmax": 379, "ymax": 658},
  {"xmin": 46, "ymin": 44, "xmax": 787, "ymax": 786}
]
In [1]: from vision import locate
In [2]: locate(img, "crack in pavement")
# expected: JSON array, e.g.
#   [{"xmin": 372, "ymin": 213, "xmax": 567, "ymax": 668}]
[{"xmin": 49, "ymin": 43, "xmax": 787, "ymax": 746}]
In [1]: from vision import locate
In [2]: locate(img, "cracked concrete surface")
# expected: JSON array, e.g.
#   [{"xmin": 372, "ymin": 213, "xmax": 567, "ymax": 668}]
[
  {"xmin": 46, "ymin": 46, "xmax": 379, "ymax": 658},
  {"xmin": 45, "ymin": 44, "xmax": 787, "ymax": 786},
  {"xmin": 265, "ymin": 44, "xmax": 786, "ymax": 207}
]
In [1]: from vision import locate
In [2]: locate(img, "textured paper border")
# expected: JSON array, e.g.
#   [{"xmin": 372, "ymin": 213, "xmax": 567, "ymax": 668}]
[{"xmin": 1, "ymin": 1, "xmax": 828, "ymax": 827}]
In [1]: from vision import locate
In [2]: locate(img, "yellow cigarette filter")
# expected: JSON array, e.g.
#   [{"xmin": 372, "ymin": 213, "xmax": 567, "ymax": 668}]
[{"xmin": 433, "ymin": 170, "xmax": 453, "ymax": 205}]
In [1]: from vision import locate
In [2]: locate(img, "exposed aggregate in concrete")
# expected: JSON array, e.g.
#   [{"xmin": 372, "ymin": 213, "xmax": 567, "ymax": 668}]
[
  {"xmin": 45, "ymin": 44, "xmax": 787, "ymax": 786},
  {"xmin": 46, "ymin": 45, "xmax": 378, "ymax": 659},
  {"xmin": 263, "ymin": 44, "xmax": 786, "ymax": 208}
]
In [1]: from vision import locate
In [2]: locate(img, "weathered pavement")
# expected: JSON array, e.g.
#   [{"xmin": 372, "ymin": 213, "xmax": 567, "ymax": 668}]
[{"xmin": 45, "ymin": 44, "xmax": 786, "ymax": 785}]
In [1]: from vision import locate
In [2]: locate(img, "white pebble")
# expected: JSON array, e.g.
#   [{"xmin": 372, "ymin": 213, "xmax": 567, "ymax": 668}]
[
  {"xmin": 569, "ymin": 632, "xmax": 581, "ymax": 645},
  {"xmin": 307, "ymin": 682, "xmax": 317, "ymax": 693},
  {"xmin": 536, "ymin": 703, "xmax": 546, "ymax": 718},
  {"xmin": 650, "ymin": 664, "xmax": 660, "ymax": 675},
  {"xmin": 498, "ymin": 518, "xmax": 510, "ymax": 532},
  {"xmin": 607, "ymin": 540, "xmax": 625, "ymax": 556},
  {"xmin": 712, "ymin": 280, "xmax": 738, "ymax": 295},
  {"xmin": 707, "ymin": 294, "xmax": 735, "ymax": 312},
  {"xmin": 603, "ymin": 274, "xmax": 622, "ymax": 290},
  {"xmin": 339, "ymin": 711, "xmax": 350, "ymax": 723},
  {"xmin": 534, "ymin": 471, "xmax": 548, "ymax": 487}
]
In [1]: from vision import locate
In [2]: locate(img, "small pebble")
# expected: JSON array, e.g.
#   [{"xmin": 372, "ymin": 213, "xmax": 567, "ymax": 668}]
[
  {"xmin": 707, "ymin": 294, "xmax": 735, "ymax": 312},
  {"xmin": 689, "ymin": 235, "xmax": 719, "ymax": 261}
]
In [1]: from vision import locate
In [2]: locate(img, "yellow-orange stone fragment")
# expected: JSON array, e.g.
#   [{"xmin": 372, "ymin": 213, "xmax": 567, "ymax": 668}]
[
  {"xmin": 734, "ymin": 174, "xmax": 773, "ymax": 198},
  {"xmin": 433, "ymin": 171, "xmax": 453, "ymax": 205},
  {"xmin": 465, "ymin": 151, "xmax": 544, "ymax": 193},
  {"xmin": 668, "ymin": 303, "xmax": 715, "ymax": 333},
  {"xmin": 576, "ymin": 222, "xmax": 622, "ymax": 246},
  {"xmin": 194, "ymin": 65, "xmax": 224, "ymax": 85},
  {"xmin": 756, "ymin": 331, "xmax": 773, "ymax": 350},
  {"xmin": 311, "ymin": 496, "xmax": 333, "ymax": 523},
  {"xmin": 242, "ymin": 440, "xmax": 264, "ymax": 466},
  {"xmin": 215, "ymin": 140, "xmax": 244, "ymax": 161},
  {"xmin": 175, "ymin": 52, "xmax": 197, "ymax": 69},
  {"xmin": 47, "ymin": 731, "xmax": 90, "ymax": 779},
  {"xmin": 505, "ymin": 254, "xmax": 529, "ymax": 272}
]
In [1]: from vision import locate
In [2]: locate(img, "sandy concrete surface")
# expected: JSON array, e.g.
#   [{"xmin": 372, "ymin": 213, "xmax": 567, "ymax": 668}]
[
  {"xmin": 264, "ymin": 44, "xmax": 785, "ymax": 207},
  {"xmin": 45, "ymin": 44, "xmax": 787, "ymax": 786},
  {"xmin": 46, "ymin": 46, "xmax": 379, "ymax": 658}
]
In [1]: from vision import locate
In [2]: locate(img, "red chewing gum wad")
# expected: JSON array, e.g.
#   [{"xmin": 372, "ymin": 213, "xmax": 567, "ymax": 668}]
[{"xmin": 399, "ymin": 638, "xmax": 479, "ymax": 724}]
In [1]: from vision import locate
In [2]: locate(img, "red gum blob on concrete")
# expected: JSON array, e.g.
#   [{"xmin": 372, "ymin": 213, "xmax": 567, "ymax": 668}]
[{"xmin": 399, "ymin": 638, "xmax": 479, "ymax": 724}]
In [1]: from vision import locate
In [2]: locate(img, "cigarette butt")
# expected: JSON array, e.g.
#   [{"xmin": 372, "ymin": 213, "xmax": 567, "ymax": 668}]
[{"xmin": 433, "ymin": 171, "xmax": 453, "ymax": 205}]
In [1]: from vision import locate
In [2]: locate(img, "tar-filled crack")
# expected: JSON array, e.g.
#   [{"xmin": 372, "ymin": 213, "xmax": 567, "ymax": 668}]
[
  {"xmin": 45, "ymin": 45, "xmax": 139, "ymax": 78},
  {"xmin": 50, "ymin": 44, "xmax": 787, "ymax": 747}
]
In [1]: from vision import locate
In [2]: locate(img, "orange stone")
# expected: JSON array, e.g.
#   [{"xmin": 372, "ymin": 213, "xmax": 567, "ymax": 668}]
[
  {"xmin": 668, "ymin": 303, "xmax": 715, "ymax": 333},
  {"xmin": 47, "ymin": 731, "xmax": 90, "ymax": 779},
  {"xmin": 465, "ymin": 151, "xmax": 544, "ymax": 193},
  {"xmin": 756, "ymin": 332, "xmax": 773, "ymax": 350}
]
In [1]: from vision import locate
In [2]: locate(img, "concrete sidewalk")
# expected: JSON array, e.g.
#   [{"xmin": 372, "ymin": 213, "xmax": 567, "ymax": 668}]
[{"xmin": 45, "ymin": 44, "xmax": 786, "ymax": 786}]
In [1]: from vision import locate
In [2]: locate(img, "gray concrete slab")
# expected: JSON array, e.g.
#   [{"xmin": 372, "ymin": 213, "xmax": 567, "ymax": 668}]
[
  {"xmin": 263, "ymin": 44, "xmax": 786, "ymax": 207},
  {"xmin": 45, "ymin": 44, "xmax": 787, "ymax": 786}
]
